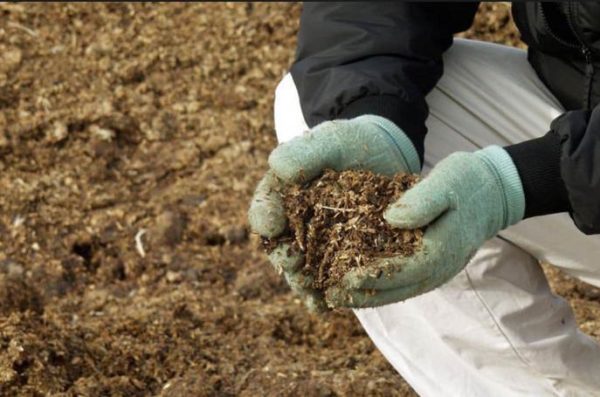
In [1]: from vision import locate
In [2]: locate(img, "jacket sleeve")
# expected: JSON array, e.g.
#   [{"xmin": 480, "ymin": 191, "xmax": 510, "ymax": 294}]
[
  {"xmin": 290, "ymin": 2, "xmax": 478, "ymax": 160},
  {"xmin": 553, "ymin": 106, "xmax": 600, "ymax": 233},
  {"xmin": 505, "ymin": 104, "xmax": 600, "ymax": 234}
]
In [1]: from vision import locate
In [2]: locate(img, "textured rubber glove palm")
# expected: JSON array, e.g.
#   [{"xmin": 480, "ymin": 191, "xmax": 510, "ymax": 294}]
[
  {"xmin": 248, "ymin": 115, "xmax": 421, "ymax": 312},
  {"xmin": 326, "ymin": 146, "xmax": 525, "ymax": 308}
]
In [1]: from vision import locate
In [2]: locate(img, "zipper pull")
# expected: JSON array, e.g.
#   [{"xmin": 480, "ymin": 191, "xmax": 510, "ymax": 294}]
[{"xmin": 582, "ymin": 47, "xmax": 592, "ymax": 65}]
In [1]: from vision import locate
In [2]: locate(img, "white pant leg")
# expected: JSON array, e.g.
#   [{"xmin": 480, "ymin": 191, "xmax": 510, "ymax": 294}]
[{"xmin": 273, "ymin": 39, "xmax": 600, "ymax": 396}]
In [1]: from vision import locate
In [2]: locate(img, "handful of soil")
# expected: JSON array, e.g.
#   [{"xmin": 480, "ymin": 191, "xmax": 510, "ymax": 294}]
[{"xmin": 265, "ymin": 169, "xmax": 423, "ymax": 290}]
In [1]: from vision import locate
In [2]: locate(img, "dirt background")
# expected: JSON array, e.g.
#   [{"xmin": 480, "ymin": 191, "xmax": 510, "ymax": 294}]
[{"xmin": 0, "ymin": 3, "xmax": 597, "ymax": 396}]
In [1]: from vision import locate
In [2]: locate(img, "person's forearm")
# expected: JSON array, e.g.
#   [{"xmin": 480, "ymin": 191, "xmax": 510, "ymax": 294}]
[{"xmin": 292, "ymin": 3, "xmax": 478, "ymax": 167}]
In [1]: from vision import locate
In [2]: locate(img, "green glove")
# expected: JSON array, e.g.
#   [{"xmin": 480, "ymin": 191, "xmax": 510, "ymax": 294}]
[
  {"xmin": 248, "ymin": 115, "xmax": 421, "ymax": 312},
  {"xmin": 326, "ymin": 145, "xmax": 525, "ymax": 308}
]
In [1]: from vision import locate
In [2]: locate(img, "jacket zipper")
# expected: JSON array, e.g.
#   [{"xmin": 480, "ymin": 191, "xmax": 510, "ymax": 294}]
[
  {"xmin": 581, "ymin": 47, "xmax": 594, "ymax": 110},
  {"xmin": 538, "ymin": 2, "xmax": 595, "ymax": 109},
  {"xmin": 566, "ymin": 1, "xmax": 594, "ymax": 109}
]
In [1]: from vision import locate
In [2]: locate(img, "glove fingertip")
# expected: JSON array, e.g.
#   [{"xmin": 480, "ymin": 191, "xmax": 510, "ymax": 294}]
[
  {"xmin": 385, "ymin": 192, "xmax": 450, "ymax": 229},
  {"xmin": 248, "ymin": 207, "xmax": 286, "ymax": 238},
  {"xmin": 268, "ymin": 143, "xmax": 313, "ymax": 183},
  {"xmin": 248, "ymin": 171, "xmax": 288, "ymax": 237},
  {"xmin": 383, "ymin": 205, "xmax": 421, "ymax": 229}
]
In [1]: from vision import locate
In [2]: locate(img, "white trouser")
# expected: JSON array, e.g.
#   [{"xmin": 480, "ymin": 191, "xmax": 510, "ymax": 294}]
[{"xmin": 273, "ymin": 39, "xmax": 600, "ymax": 397}]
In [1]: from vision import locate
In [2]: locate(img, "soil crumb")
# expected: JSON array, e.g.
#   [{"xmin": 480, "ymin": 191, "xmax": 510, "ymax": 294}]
[{"xmin": 272, "ymin": 169, "xmax": 422, "ymax": 290}]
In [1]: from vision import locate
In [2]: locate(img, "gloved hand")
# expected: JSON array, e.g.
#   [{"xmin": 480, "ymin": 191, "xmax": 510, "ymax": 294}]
[
  {"xmin": 326, "ymin": 146, "xmax": 525, "ymax": 308},
  {"xmin": 248, "ymin": 115, "xmax": 421, "ymax": 312}
]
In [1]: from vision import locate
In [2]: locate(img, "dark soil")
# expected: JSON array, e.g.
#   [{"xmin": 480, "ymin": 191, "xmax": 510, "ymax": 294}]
[
  {"xmin": 276, "ymin": 170, "xmax": 421, "ymax": 290},
  {"xmin": 0, "ymin": 3, "xmax": 597, "ymax": 397}
]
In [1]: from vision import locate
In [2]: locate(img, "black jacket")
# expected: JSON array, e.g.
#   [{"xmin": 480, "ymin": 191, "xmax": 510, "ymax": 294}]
[{"xmin": 290, "ymin": 2, "xmax": 600, "ymax": 234}]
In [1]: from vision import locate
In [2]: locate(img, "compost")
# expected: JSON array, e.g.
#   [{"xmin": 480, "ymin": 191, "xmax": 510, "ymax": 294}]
[{"xmin": 273, "ymin": 170, "xmax": 422, "ymax": 290}]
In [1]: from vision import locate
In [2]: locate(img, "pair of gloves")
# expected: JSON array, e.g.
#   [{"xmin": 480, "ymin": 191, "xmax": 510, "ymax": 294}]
[{"xmin": 249, "ymin": 115, "xmax": 525, "ymax": 310}]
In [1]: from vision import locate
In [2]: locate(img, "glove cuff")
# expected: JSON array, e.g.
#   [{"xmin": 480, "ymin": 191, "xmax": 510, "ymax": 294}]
[
  {"xmin": 475, "ymin": 145, "xmax": 526, "ymax": 228},
  {"xmin": 353, "ymin": 115, "xmax": 421, "ymax": 173}
]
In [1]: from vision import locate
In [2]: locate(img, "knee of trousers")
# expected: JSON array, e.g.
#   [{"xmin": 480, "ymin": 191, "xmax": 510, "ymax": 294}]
[{"xmin": 273, "ymin": 74, "xmax": 309, "ymax": 144}]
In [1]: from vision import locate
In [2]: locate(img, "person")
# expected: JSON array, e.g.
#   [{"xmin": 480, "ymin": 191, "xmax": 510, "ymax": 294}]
[{"xmin": 249, "ymin": 3, "xmax": 600, "ymax": 396}]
